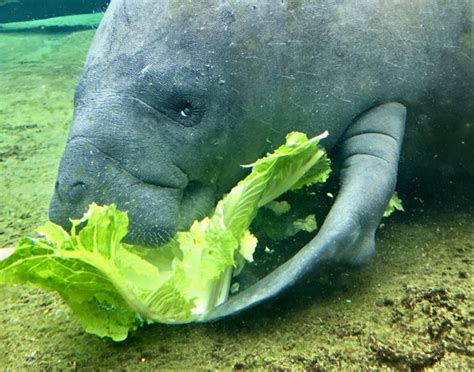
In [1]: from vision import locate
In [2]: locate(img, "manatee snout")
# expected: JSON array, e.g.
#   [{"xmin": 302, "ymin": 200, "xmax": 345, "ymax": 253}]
[{"xmin": 49, "ymin": 137, "xmax": 185, "ymax": 247}]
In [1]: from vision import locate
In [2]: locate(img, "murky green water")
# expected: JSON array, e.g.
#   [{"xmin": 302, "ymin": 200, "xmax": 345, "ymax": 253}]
[{"xmin": 0, "ymin": 16, "xmax": 473, "ymax": 370}]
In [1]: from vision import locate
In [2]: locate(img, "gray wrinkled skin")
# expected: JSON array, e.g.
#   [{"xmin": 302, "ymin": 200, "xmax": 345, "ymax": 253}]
[{"xmin": 50, "ymin": 0, "xmax": 473, "ymax": 317}]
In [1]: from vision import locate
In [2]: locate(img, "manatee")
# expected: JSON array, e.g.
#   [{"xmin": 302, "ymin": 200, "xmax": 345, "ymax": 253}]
[{"xmin": 49, "ymin": 0, "xmax": 473, "ymax": 320}]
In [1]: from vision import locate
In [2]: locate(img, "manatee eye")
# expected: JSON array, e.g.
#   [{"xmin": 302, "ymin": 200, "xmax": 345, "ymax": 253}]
[
  {"xmin": 173, "ymin": 99, "xmax": 204, "ymax": 127},
  {"xmin": 180, "ymin": 107, "xmax": 193, "ymax": 118}
]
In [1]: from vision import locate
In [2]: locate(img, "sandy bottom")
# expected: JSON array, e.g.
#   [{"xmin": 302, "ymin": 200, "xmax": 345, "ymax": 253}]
[{"xmin": 0, "ymin": 31, "xmax": 472, "ymax": 370}]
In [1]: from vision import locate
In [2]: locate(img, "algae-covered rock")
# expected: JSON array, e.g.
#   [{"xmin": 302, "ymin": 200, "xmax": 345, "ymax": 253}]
[{"xmin": 0, "ymin": 13, "xmax": 104, "ymax": 33}]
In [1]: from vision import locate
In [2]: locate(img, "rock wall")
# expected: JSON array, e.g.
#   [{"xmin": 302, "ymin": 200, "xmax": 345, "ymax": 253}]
[{"xmin": 0, "ymin": 0, "xmax": 110, "ymax": 23}]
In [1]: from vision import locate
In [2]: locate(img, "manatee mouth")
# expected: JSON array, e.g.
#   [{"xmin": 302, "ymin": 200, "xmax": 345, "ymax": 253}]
[{"xmin": 49, "ymin": 137, "xmax": 215, "ymax": 247}]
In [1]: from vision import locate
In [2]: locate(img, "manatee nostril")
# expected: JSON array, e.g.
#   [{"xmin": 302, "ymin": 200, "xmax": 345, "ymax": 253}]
[
  {"xmin": 55, "ymin": 180, "xmax": 65, "ymax": 202},
  {"xmin": 55, "ymin": 180, "xmax": 88, "ymax": 204},
  {"xmin": 69, "ymin": 181, "xmax": 88, "ymax": 203}
]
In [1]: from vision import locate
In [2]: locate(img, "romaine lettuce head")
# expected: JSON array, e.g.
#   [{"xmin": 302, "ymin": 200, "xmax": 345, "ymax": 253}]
[{"xmin": 0, "ymin": 131, "xmax": 331, "ymax": 341}]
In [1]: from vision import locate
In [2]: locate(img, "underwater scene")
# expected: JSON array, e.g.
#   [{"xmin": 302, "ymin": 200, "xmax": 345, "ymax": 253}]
[{"xmin": 0, "ymin": 1, "xmax": 473, "ymax": 370}]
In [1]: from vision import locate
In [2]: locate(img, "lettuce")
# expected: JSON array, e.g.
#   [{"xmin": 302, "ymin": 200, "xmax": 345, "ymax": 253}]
[
  {"xmin": 0, "ymin": 131, "xmax": 331, "ymax": 341},
  {"xmin": 383, "ymin": 192, "xmax": 404, "ymax": 218}
]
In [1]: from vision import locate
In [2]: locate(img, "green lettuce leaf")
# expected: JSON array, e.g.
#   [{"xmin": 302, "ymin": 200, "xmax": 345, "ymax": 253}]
[
  {"xmin": 252, "ymin": 206, "xmax": 319, "ymax": 241},
  {"xmin": 0, "ymin": 219, "xmax": 143, "ymax": 341},
  {"xmin": 0, "ymin": 131, "xmax": 331, "ymax": 341},
  {"xmin": 264, "ymin": 200, "xmax": 292, "ymax": 216},
  {"xmin": 222, "ymin": 131, "xmax": 330, "ymax": 238},
  {"xmin": 384, "ymin": 192, "xmax": 404, "ymax": 218}
]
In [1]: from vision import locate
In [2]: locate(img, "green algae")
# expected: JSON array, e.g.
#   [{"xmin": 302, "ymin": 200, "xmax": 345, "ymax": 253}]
[{"xmin": 0, "ymin": 30, "xmax": 473, "ymax": 370}]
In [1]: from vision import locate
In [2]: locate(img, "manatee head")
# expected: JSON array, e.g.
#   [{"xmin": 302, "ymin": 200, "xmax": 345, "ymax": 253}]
[{"xmin": 49, "ymin": 1, "xmax": 295, "ymax": 246}]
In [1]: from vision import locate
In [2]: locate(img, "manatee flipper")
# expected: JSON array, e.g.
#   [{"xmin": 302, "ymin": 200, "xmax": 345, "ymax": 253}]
[{"xmin": 203, "ymin": 102, "xmax": 406, "ymax": 321}]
